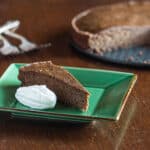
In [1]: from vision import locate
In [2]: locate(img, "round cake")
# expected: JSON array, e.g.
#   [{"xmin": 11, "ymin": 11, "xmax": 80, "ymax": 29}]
[{"xmin": 71, "ymin": 1, "xmax": 150, "ymax": 54}]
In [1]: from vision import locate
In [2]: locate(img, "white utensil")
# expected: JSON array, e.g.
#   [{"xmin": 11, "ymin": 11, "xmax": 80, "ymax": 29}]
[
  {"xmin": 0, "ymin": 20, "xmax": 20, "ymax": 34},
  {"xmin": 0, "ymin": 35, "xmax": 20, "ymax": 55},
  {"xmin": 0, "ymin": 20, "xmax": 51, "ymax": 55},
  {"xmin": 5, "ymin": 30, "xmax": 37, "ymax": 52}
]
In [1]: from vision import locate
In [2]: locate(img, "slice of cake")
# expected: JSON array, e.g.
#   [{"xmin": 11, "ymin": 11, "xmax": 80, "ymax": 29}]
[{"xmin": 18, "ymin": 61, "xmax": 89, "ymax": 111}]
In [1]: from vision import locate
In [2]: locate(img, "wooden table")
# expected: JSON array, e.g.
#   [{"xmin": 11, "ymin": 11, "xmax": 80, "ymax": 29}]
[{"xmin": 0, "ymin": 0, "xmax": 149, "ymax": 149}]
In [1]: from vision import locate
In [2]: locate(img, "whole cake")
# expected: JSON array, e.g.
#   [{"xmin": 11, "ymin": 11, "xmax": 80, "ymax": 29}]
[
  {"xmin": 18, "ymin": 61, "xmax": 89, "ymax": 111},
  {"xmin": 72, "ymin": 1, "xmax": 150, "ymax": 54}
]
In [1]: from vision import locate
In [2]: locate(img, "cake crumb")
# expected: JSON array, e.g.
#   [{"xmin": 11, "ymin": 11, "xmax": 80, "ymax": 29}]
[
  {"xmin": 138, "ymin": 50, "xmax": 143, "ymax": 56},
  {"xmin": 143, "ymin": 60, "xmax": 147, "ymax": 64},
  {"xmin": 127, "ymin": 56, "xmax": 135, "ymax": 62},
  {"xmin": 147, "ymin": 60, "xmax": 150, "ymax": 64},
  {"xmin": 99, "ymin": 52, "xmax": 104, "ymax": 56}
]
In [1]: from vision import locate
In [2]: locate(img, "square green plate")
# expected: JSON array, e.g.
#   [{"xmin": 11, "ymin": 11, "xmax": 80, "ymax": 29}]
[{"xmin": 0, "ymin": 64, "xmax": 136, "ymax": 122}]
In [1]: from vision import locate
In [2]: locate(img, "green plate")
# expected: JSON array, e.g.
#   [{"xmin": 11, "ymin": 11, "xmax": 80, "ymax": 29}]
[{"xmin": 0, "ymin": 63, "xmax": 136, "ymax": 122}]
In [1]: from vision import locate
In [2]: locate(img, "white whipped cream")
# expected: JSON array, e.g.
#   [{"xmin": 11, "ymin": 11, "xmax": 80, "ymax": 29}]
[{"xmin": 15, "ymin": 85, "xmax": 57, "ymax": 109}]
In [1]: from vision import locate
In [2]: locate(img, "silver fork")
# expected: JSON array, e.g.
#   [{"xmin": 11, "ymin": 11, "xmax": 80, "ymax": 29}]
[
  {"xmin": 0, "ymin": 20, "xmax": 20, "ymax": 34},
  {"xmin": 5, "ymin": 30, "xmax": 37, "ymax": 53},
  {"xmin": 0, "ymin": 20, "xmax": 51, "ymax": 55},
  {"xmin": 0, "ymin": 35, "xmax": 20, "ymax": 55}
]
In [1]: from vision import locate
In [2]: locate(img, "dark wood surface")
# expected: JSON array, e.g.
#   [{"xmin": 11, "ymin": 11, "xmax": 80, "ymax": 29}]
[{"xmin": 0, "ymin": 0, "xmax": 149, "ymax": 149}]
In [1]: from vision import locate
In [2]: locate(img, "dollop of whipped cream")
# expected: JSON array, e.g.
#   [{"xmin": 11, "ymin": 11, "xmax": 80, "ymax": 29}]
[{"xmin": 15, "ymin": 85, "xmax": 57, "ymax": 109}]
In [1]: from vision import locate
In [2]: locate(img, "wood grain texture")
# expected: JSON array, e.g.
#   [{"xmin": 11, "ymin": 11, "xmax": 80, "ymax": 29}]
[{"xmin": 0, "ymin": 0, "xmax": 149, "ymax": 150}]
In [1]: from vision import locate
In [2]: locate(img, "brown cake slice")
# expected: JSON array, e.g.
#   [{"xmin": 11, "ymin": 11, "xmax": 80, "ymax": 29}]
[{"xmin": 18, "ymin": 61, "xmax": 90, "ymax": 111}]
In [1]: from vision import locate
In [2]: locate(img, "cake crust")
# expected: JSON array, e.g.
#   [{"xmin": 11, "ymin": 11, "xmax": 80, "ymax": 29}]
[{"xmin": 76, "ymin": 1, "xmax": 150, "ymax": 33}]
